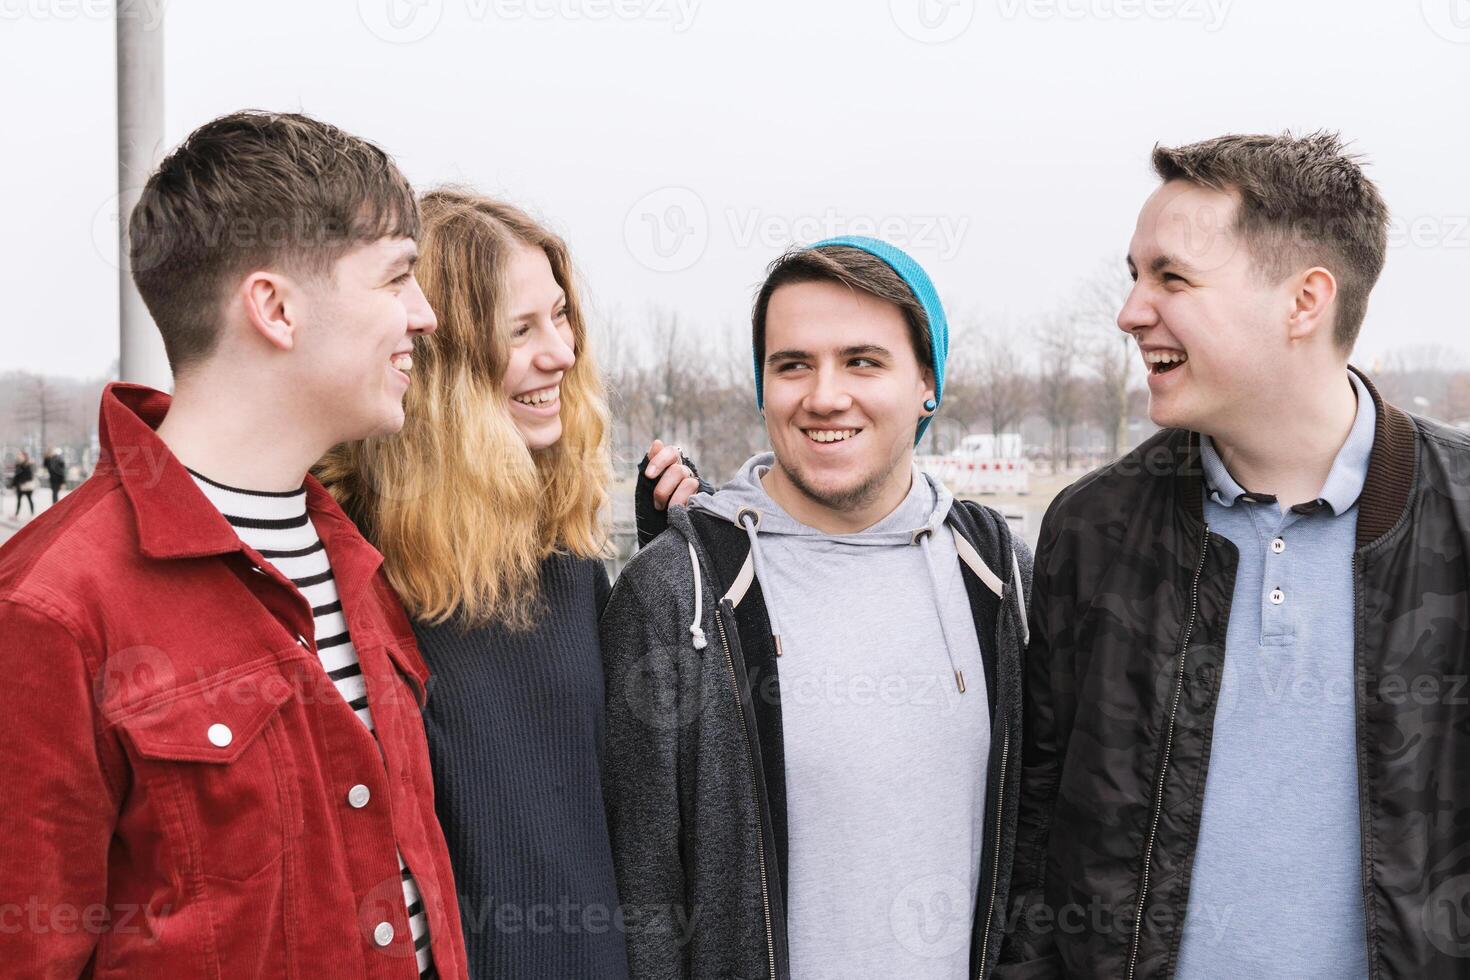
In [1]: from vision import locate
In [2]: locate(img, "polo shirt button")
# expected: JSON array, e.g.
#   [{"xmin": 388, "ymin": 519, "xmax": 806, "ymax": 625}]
[
  {"xmin": 207, "ymin": 723, "xmax": 233, "ymax": 748},
  {"xmin": 1270, "ymin": 588, "xmax": 1285, "ymax": 605},
  {"xmin": 1271, "ymin": 538, "xmax": 1286, "ymax": 554},
  {"xmin": 373, "ymin": 921, "xmax": 395, "ymax": 947},
  {"xmin": 347, "ymin": 784, "xmax": 371, "ymax": 809}
]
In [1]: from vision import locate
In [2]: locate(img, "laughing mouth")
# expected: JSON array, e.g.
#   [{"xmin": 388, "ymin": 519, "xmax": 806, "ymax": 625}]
[
  {"xmin": 1144, "ymin": 349, "xmax": 1189, "ymax": 376},
  {"xmin": 390, "ymin": 352, "xmax": 412, "ymax": 373},
  {"xmin": 803, "ymin": 427, "xmax": 861, "ymax": 444},
  {"xmin": 513, "ymin": 385, "xmax": 560, "ymax": 406}
]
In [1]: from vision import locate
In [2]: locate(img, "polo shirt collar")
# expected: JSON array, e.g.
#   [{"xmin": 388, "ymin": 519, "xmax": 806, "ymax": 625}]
[{"xmin": 1200, "ymin": 370, "xmax": 1377, "ymax": 517}]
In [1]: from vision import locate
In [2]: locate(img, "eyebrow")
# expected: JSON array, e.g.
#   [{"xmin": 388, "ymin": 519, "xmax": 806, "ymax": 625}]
[
  {"xmin": 512, "ymin": 289, "xmax": 568, "ymax": 323},
  {"xmin": 1127, "ymin": 252, "xmax": 1200, "ymax": 277},
  {"xmin": 765, "ymin": 344, "xmax": 894, "ymax": 365},
  {"xmin": 840, "ymin": 344, "xmax": 893, "ymax": 360},
  {"xmin": 385, "ymin": 248, "xmax": 418, "ymax": 275},
  {"xmin": 1153, "ymin": 253, "xmax": 1197, "ymax": 275}
]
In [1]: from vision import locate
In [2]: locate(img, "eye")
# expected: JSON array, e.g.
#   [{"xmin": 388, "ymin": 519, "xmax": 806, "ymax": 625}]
[
  {"xmin": 391, "ymin": 272, "xmax": 412, "ymax": 286},
  {"xmin": 554, "ymin": 306, "xmax": 570, "ymax": 321},
  {"xmin": 512, "ymin": 323, "xmax": 533, "ymax": 339},
  {"xmin": 1162, "ymin": 272, "xmax": 1187, "ymax": 285},
  {"xmin": 775, "ymin": 362, "xmax": 808, "ymax": 373},
  {"xmin": 850, "ymin": 357, "xmax": 880, "ymax": 369}
]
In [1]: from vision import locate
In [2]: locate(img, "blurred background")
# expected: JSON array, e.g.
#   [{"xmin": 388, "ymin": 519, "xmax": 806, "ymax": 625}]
[{"xmin": 3, "ymin": 0, "xmax": 1467, "ymax": 548}]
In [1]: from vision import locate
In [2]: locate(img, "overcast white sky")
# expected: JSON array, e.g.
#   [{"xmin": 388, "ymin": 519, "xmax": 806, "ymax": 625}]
[{"xmin": 2, "ymin": 0, "xmax": 1468, "ymax": 381}]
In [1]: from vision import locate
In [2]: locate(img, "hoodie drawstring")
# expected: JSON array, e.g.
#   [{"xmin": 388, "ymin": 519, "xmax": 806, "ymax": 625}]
[
  {"xmin": 916, "ymin": 528, "xmax": 967, "ymax": 694},
  {"xmin": 737, "ymin": 509, "xmax": 784, "ymax": 657},
  {"xmin": 685, "ymin": 541, "xmax": 708, "ymax": 650}
]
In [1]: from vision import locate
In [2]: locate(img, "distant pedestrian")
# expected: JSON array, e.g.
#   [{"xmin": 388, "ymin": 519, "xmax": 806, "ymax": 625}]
[
  {"xmin": 10, "ymin": 452, "xmax": 36, "ymax": 517},
  {"xmin": 43, "ymin": 448, "xmax": 65, "ymax": 505}
]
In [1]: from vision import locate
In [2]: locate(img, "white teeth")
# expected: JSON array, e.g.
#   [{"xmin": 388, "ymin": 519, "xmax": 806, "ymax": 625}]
[
  {"xmin": 391, "ymin": 354, "xmax": 412, "ymax": 372},
  {"xmin": 805, "ymin": 429, "xmax": 858, "ymax": 443},
  {"xmin": 513, "ymin": 386, "xmax": 559, "ymax": 406},
  {"xmin": 1144, "ymin": 350, "xmax": 1188, "ymax": 365}
]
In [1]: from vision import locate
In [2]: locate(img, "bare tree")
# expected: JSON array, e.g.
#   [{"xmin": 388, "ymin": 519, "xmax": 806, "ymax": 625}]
[
  {"xmin": 13, "ymin": 374, "xmax": 70, "ymax": 450},
  {"xmin": 1033, "ymin": 315, "xmax": 1084, "ymax": 471},
  {"xmin": 1067, "ymin": 264, "xmax": 1137, "ymax": 458},
  {"xmin": 1373, "ymin": 345, "xmax": 1466, "ymax": 421},
  {"xmin": 971, "ymin": 325, "xmax": 1032, "ymax": 442}
]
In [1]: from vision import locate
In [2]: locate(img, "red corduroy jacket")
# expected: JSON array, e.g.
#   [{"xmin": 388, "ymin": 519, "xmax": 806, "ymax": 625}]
[{"xmin": 0, "ymin": 383, "xmax": 468, "ymax": 979}]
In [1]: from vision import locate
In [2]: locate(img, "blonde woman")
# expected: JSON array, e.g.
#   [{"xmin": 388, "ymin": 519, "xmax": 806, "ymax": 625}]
[{"xmin": 317, "ymin": 189, "xmax": 697, "ymax": 979}]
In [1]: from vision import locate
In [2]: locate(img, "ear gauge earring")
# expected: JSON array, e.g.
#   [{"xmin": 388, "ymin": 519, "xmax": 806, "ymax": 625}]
[{"xmin": 923, "ymin": 399, "xmax": 938, "ymax": 412}]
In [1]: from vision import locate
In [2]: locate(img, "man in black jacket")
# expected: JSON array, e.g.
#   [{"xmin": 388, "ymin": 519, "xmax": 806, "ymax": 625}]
[
  {"xmin": 43, "ymin": 448, "xmax": 66, "ymax": 505},
  {"xmin": 999, "ymin": 132, "xmax": 1470, "ymax": 980}
]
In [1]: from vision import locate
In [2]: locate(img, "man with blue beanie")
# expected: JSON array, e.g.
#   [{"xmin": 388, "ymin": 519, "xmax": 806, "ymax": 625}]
[{"xmin": 602, "ymin": 238, "xmax": 1031, "ymax": 980}]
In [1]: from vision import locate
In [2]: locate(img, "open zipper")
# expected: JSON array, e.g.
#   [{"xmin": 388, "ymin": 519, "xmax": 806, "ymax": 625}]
[
  {"xmin": 1126, "ymin": 527, "xmax": 1210, "ymax": 980},
  {"xmin": 977, "ymin": 550, "xmax": 1024, "ymax": 978},
  {"xmin": 976, "ymin": 726, "xmax": 1010, "ymax": 979},
  {"xmin": 714, "ymin": 602, "xmax": 778, "ymax": 980}
]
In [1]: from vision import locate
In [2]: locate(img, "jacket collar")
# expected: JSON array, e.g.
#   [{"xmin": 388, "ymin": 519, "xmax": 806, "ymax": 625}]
[
  {"xmin": 96, "ymin": 383, "xmax": 384, "ymax": 570},
  {"xmin": 1178, "ymin": 365, "xmax": 1416, "ymax": 549}
]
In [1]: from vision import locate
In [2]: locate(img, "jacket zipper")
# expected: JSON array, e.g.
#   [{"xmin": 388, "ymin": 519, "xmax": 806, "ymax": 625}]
[
  {"xmin": 976, "ymin": 726, "xmax": 1010, "ymax": 980},
  {"xmin": 977, "ymin": 558, "xmax": 1023, "ymax": 979},
  {"xmin": 1126, "ymin": 527, "xmax": 1210, "ymax": 980},
  {"xmin": 715, "ymin": 605, "xmax": 778, "ymax": 980},
  {"xmin": 1350, "ymin": 553, "xmax": 1377, "ymax": 977}
]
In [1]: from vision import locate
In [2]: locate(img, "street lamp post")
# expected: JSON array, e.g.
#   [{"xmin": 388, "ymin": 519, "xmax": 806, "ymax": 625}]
[{"xmin": 117, "ymin": 5, "xmax": 171, "ymax": 390}]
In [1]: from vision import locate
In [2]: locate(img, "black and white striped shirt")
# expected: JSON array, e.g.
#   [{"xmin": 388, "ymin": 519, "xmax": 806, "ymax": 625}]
[{"xmin": 190, "ymin": 470, "xmax": 435, "ymax": 978}]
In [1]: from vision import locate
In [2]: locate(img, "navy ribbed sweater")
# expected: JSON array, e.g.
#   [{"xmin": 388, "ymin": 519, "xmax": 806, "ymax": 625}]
[{"xmin": 413, "ymin": 553, "xmax": 631, "ymax": 980}]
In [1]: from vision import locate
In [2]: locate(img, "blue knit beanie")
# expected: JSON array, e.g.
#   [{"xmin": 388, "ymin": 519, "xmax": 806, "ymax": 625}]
[{"xmin": 753, "ymin": 236, "xmax": 949, "ymax": 445}]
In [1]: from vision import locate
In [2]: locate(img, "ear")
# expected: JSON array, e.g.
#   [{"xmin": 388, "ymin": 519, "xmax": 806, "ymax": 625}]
[
  {"xmin": 921, "ymin": 366, "xmax": 936, "ymax": 414},
  {"xmin": 1286, "ymin": 266, "xmax": 1338, "ymax": 345},
  {"xmin": 237, "ymin": 271, "xmax": 299, "ymax": 352}
]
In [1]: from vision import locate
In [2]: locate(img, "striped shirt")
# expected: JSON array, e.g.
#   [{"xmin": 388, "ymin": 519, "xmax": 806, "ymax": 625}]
[{"xmin": 190, "ymin": 470, "xmax": 435, "ymax": 978}]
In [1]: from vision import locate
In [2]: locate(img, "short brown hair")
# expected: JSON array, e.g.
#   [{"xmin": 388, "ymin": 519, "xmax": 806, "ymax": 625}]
[
  {"xmin": 1151, "ymin": 131, "xmax": 1389, "ymax": 351},
  {"xmin": 129, "ymin": 110, "xmax": 420, "ymax": 374},
  {"xmin": 752, "ymin": 245, "xmax": 931, "ymax": 373}
]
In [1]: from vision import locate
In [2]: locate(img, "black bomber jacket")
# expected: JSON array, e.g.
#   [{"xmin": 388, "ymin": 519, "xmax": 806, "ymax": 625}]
[{"xmin": 997, "ymin": 368, "xmax": 1470, "ymax": 980}]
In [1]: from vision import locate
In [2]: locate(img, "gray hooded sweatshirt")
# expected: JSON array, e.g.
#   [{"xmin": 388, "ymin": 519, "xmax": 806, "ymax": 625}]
[
  {"xmin": 689, "ymin": 454, "xmax": 991, "ymax": 979},
  {"xmin": 601, "ymin": 453, "xmax": 1032, "ymax": 980}
]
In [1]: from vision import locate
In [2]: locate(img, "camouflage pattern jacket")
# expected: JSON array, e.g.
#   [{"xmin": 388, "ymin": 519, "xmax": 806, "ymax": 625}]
[{"xmin": 997, "ymin": 369, "xmax": 1470, "ymax": 979}]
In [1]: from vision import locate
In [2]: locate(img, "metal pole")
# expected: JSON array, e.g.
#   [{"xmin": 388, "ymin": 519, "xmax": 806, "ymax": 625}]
[{"xmin": 117, "ymin": 2, "xmax": 170, "ymax": 390}]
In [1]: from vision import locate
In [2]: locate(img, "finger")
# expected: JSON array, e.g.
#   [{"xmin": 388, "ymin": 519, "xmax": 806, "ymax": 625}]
[
  {"xmin": 651, "ymin": 463, "xmax": 687, "ymax": 510},
  {"xmin": 670, "ymin": 475, "xmax": 701, "ymax": 509},
  {"xmin": 643, "ymin": 439, "xmax": 665, "ymax": 474},
  {"xmin": 646, "ymin": 444, "xmax": 682, "ymax": 478}
]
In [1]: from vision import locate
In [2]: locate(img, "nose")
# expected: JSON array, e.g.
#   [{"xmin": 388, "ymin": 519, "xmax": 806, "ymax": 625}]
[
  {"xmin": 533, "ymin": 322, "xmax": 576, "ymax": 372},
  {"xmin": 1116, "ymin": 280, "xmax": 1158, "ymax": 336},
  {"xmin": 803, "ymin": 363, "xmax": 853, "ymax": 415},
  {"xmin": 404, "ymin": 275, "xmax": 438, "ymax": 336}
]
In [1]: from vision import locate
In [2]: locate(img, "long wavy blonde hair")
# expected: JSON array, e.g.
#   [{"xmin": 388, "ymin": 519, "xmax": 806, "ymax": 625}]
[{"xmin": 316, "ymin": 188, "xmax": 611, "ymax": 629}]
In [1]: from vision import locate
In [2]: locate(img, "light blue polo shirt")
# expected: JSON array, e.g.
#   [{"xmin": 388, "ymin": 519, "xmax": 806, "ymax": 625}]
[{"xmin": 1174, "ymin": 371, "xmax": 1375, "ymax": 980}]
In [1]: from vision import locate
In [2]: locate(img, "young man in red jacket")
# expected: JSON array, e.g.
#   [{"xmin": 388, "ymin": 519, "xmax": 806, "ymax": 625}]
[{"xmin": 0, "ymin": 111, "xmax": 468, "ymax": 979}]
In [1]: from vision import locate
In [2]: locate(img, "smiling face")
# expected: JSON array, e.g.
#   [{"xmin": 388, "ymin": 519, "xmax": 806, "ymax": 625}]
[
  {"xmin": 760, "ymin": 279, "xmax": 933, "ymax": 526},
  {"xmin": 502, "ymin": 243, "xmax": 576, "ymax": 451},
  {"xmin": 301, "ymin": 235, "xmax": 437, "ymax": 442},
  {"xmin": 1118, "ymin": 180, "xmax": 1292, "ymax": 435}
]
